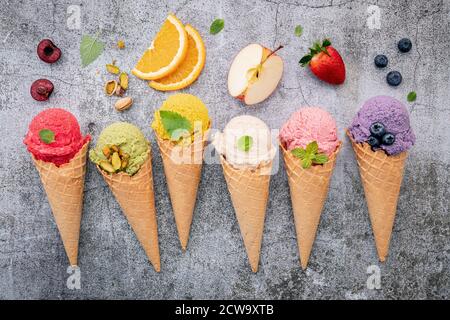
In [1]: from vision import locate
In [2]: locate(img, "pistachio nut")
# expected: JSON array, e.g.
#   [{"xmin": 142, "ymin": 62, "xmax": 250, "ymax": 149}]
[{"xmin": 114, "ymin": 97, "xmax": 133, "ymax": 111}]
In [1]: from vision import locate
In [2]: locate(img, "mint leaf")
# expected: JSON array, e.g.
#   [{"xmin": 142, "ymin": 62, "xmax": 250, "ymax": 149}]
[
  {"xmin": 313, "ymin": 153, "xmax": 329, "ymax": 164},
  {"xmin": 306, "ymin": 141, "xmax": 318, "ymax": 154},
  {"xmin": 407, "ymin": 91, "xmax": 417, "ymax": 102},
  {"xmin": 80, "ymin": 34, "xmax": 104, "ymax": 67},
  {"xmin": 301, "ymin": 158, "xmax": 312, "ymax": 169},
  {"xmin": 293, "ymin": 141, "xmax": 328, "ymax": 167},
  {"xmin": 291, "ymin": 147, "xmax": 306, "ymax": 159},
  {"xmin": 159, "ymin": 110, "xmax": 192, "ymax": 141},
  {"xmin": 210, "ymin": 19, "xmax": 224, "ymax": 35},
  {"xmin": 237, "ymin": 135, "xmax": 253, "ymax": 152},
  {"xmin": 294, "ymin": 25, "xmax": 303, "ymax": 37},
  {"xmin": 39, "ymin": 129, "xmax": 55, "ymax": 144}
]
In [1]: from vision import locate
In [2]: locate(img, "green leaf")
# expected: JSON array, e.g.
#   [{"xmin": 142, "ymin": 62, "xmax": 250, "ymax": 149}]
[
  {"xmin": 301, "ymin": 158, "xmax": 312, "ymax": 169},
  {"xmin": 291, "ymin": 147, "xmax": 306, "ymax": 159},
  {"xmin": 299, "ymin": 55, "xmax": 312, "ymax": 66},
  {"xmin": 159, "ymin": 110, "xmax": 192, "ymax": 141},
  {"xmin": 237, "ymin": 135, "xmax": 253, "ymax": 152},
  {"xmin": 313, "ymin": 153, "xmax": 329, "ymax": 164},
  {"xmin": 39, "ymin": 129, "xmax": 55, "ymax": 144},
  {"xmin": 322, "ymin": 39, "xmax": 331, "ymax": 47},
  {"xmin": 407, "ymin": 91, "xmax": 417, "ymax": 102},
  {"xmin": 80, "ymin": 34, "xmax": 104, "ymax": 67},
  {"xmin": 294, "ymin": 25, "xmax": 303, "ymax": 37},
  {"xmin": 210, "ymin": 19, "xmax": 224, "ymax": 35},
  {"xmin": 306, "ymin": 141, "xmax": 318, "ymax": 155}
]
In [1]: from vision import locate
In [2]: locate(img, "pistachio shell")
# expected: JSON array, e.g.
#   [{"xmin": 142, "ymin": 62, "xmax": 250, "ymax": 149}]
[
  {"xmin": 121, "ymin": 159, "xmax": 128, "ymax": 170},
  {"xmin": 111, "ymin": 152, "xmax": 121, "ymax": 171},
  {"xmin": 99, "ymin": 161, "xmax": 115, "ymax": 173},
  {"xmin": 119, "ymin": 72, "xmax": 128, "ymax": 90},
  {"xmin": 114, "ymin": 85, "xmax": 125, "ymax": 97},
  {"xmin": 106, "ymin": 64, "xmax": 120, "ymax": 74},
  {"xmin": 102, "ymin": 146, "xmax": 111, "ymax": 158},
  {"xmin": 114, "ymin": 97, "xmax": 133, "ymax": 111},
  {"xmin": 104, "ymin": 80, "xmax": 118, "ymax": 96}
]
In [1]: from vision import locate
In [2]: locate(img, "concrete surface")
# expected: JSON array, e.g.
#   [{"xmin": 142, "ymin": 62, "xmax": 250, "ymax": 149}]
[{"xmin": 0, "ymin": 0, "xmax": 449, "ymax": 299}]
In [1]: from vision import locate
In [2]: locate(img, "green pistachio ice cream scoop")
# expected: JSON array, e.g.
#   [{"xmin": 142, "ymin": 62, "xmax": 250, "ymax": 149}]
[{"xmin": 89, "ymin": 122, "xmax": 149, "ymax": 176}]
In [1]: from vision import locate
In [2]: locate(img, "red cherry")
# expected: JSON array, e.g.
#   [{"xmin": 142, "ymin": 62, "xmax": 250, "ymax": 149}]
[
  {"xmin": 30, "ymin": 79, "xmax": 54, "ymax": 101},
  {"xmin": 37, "ymin": 39, "xmax": 61, "ymax": 63}
]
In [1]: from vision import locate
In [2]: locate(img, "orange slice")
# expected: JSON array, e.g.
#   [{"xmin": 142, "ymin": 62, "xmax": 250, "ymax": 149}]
[
  {"xmin": 149, "ymin": 24, "xmax": 206, "ymax": 91},
  {"xmin": 132, "ymin": 14, "xmax": 188, "ymax": 80}
]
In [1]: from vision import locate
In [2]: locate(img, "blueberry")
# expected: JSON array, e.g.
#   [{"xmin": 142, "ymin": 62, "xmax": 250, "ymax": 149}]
[
  {"xmin": 382, "ymin": 133, "xmax": 395, "ymax": 145},
  {"xmin": 386, "ymin": 71, "xmax": 402, "ymax": 86},
  {"xmin": 374, "ymin": 55, "xmax": 388, "ymax": 68},
  {"xmin": 398, "ymin": 38, "xmax": 412, "ymax": 53},
  {"xmin": 367, "ymin": 136, "xmax": 380, "ymax": 148},
  {"xmin": 369, "ymin": 122, "xmax": 386, "ymax": 137}
]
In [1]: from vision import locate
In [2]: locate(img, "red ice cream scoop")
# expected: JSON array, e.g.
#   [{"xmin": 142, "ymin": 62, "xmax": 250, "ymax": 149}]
[{"xmin": 24, "ymin": 108, "xmax": 90, "ymax": 166}]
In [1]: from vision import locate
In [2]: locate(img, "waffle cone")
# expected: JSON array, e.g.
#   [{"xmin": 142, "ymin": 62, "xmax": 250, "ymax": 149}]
[
  {"xmin": 155, "ymin": 130, "xmax": 209, "ymax": 250},
  {"xmin": 347, "ymin": 131, "xmax": 407, "ymax": 262},
  {"xmin": 280, "ymin": 142, "xmax": 341, "ymax": 270},
  {"xmin": 220, "ymin": 157, "xmax": 272, "ymax": 272},
  {"xmin": 32, "ymin": 142, "xmax": 89, "ymax": 266},
  {"xmin": 98, "ymin": 154, "xmax": 160, "ymax": 272}
]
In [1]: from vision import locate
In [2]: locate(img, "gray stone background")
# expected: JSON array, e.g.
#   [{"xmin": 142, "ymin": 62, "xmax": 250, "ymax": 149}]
[{"xmin": 0, "ymin": 0, "xmax": 448, "ymax": 299}]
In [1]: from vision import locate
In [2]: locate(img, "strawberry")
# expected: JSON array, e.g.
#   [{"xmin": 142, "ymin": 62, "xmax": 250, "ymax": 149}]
[{"xmin": 299, "ymin": 39, "xmax": 346, "ymax": 85}]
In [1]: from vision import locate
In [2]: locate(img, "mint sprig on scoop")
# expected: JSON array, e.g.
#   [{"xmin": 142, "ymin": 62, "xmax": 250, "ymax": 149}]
[
  {"xmin": 291, "ymin": 141, "xmax": 329, "ymax": 169},
  {"xmin": 39, "ymin": 129, "xmax": 55, "ymax": 144},
  {"xmin": 160, "ymin": 110, "xmax": 192, "ymax": 141},
  {"xmin": 237, "ymin": 135, "xmax": 253, "ymax": 152}
]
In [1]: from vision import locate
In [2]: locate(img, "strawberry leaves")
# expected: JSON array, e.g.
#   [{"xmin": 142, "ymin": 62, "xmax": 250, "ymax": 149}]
[
  {"xmin": 291, "ymin": 141, "xmax": 329, "ymax": 169},
  {"xmin": 299, "ymin": 39, "xmax": 332, "ymax": 66}
]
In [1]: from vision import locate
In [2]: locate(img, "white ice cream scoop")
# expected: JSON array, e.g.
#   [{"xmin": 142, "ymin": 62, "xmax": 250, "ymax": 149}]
[{"xmin": 213, "ymin": 115, "xmax": 275, "ymax": 168}]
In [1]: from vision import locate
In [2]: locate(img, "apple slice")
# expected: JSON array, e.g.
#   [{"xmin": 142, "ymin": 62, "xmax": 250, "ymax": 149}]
[
  {"xmin": 228, "ymin": 44, "xmax": 264, "ymax": 97},
  {"xmin": 228, "ymin": 43, "xmax": 283, "ymax": 105},
  {"xmin": 244, "ymin": 54, "xmax": 283, "ymax": 105}
]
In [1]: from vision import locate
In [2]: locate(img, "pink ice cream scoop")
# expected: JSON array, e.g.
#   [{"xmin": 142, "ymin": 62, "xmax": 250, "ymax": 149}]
[
  {"xmin": 279, "ymin": 107, "xmax": 339, "ymax": 156},
  {"xmin": 24, "ymin": 108, "xmax": 90, "ymax": 166}
]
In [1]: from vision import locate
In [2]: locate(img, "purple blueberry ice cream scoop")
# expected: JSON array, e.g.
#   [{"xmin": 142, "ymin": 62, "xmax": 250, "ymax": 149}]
[{"xmin": 348, "ymin": 96, "xmax": 415, "ymax": 155}]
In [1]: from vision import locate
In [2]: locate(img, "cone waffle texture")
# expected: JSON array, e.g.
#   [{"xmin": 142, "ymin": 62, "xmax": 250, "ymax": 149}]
[
  {"xmin": 155, "ymin": 130, "xmax": 209, "ymax": 251},
  {"xmin": 347, "ymin": 131, "xmax": 407, "ymax": 262},
  {"xmin": 98, "ymin": 154, "xmax": 160, "ymax": 272},
  {"xmin": 281, "ymin": 142, "xmax": 341, "ymax": 270},
  {"xmin": 220, "ymin": 157, "xmax": 272, "ymax": 273},
  {"xmin": 32, "ymin": 142, "xmax": 89, "ymax": 266}
]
